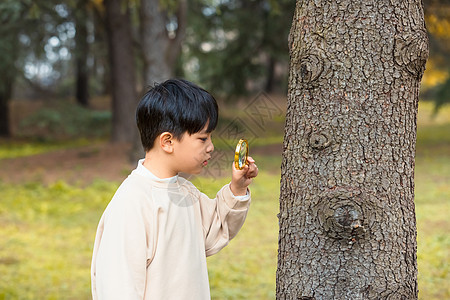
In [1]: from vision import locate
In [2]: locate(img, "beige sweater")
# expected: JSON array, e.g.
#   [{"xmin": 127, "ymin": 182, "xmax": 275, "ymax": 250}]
[{"xmin": 91, "ymin": 161, "xmax": 251, "ymax": 299}]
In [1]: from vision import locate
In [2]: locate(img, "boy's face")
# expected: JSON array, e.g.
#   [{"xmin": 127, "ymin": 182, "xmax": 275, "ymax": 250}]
[{"xmin": 172, "ymin": 125, "xmax": 214, "ymax": 175}]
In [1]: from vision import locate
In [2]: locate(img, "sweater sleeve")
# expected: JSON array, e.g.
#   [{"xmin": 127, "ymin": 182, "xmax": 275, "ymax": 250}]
[
  {"xmin": 91, "ymin": 187, "xmax": 152, "ymax": 300},
  {"xmin": 199, "ymin": 183, "xmax": 251, "ymax": 257}
]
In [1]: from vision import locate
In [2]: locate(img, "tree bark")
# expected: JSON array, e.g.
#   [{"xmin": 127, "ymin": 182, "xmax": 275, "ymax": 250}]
[
  {"xmin": 277, "ymin": 1, "xmax": 428, "ymax": 299},
  {"xmin": 104, "ymin": 0, "xmax": 138, "ymax": 143}
]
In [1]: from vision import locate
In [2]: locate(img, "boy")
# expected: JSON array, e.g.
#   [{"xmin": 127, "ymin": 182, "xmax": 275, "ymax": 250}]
[{"xmin": 91, "ymin": 79, "xmax": 258, "ymax": 299}]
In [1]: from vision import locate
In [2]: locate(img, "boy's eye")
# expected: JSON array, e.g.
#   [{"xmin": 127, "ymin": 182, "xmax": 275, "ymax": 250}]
[{"xmin": 200, "ymin": 137, "xmax": 208, "ymax": 142}]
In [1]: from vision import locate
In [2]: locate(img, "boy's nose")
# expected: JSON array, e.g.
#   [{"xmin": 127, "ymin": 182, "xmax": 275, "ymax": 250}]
[{"xmin": 206, "ymin": 141, "xmax": 214, "ymax": 153}]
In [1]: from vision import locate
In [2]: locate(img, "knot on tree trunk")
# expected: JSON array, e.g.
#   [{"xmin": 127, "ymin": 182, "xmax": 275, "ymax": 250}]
[
  {"xmin": 394, "ymin": 30, "xmax": 429, "ymax": 80},
  {"xmin": 309, "ymin": 131, "xmax": 332, "ymax": 150},
  {"xmin": 314, "ymin": 189, "xmax": 371, "ymax": 243},
  {"xmin": 293, "ymin": 51, "xmax": 331, "ymax": 87}
]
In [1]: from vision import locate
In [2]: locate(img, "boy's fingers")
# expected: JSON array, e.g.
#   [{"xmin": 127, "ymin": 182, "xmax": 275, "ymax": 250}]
[
  {"xmin": 246, "ymin": 162, "xmax": 258, "ymax": 178},
  {"xmin": 232, "ymin": 162, "xmax": 248, "ymax": 174},
  {"xmin": 232, "ymin": 158, "xmax": 257, "ymax": 181}
]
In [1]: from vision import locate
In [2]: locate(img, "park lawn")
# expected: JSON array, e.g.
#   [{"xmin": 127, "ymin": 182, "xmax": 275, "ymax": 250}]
[
  {"xmin": 415, "ymin": 102, "xmax": 450, "ymax": 300},
  {"xmin": 0, "ymin": 138, "xmax": 96, "ymax": 160},
  {"xmin": 0, "ymin": 181, "xmax": 117, "ymax": 299},
  {"xmin": 0, "ymin": 101, "xmax": 448, "ymax": 299}
]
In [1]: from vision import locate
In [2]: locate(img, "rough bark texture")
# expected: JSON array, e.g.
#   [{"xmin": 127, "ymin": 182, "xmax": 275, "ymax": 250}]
[
  {"xmin": 277, "ymin": 1, "xmax": 428, "ymax": 299},
  {"xmin": 104, "ymin": 0, "xmax": 138, "ymax": 143}
]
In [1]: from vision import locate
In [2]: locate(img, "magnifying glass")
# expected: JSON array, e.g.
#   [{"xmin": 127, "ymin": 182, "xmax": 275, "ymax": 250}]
[{"xmin": 234, "ymin": 139, "xmax": 249, "ymax": 170}]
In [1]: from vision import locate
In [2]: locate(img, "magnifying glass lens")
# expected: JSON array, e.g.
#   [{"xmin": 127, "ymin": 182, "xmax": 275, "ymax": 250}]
[
  {"xmin": 234, "ymin": 139, "xmax": 249, "ymax": 170},
  {"xmin": 239, "ymin": 141, "xmax": 247, "ymax": 168}
]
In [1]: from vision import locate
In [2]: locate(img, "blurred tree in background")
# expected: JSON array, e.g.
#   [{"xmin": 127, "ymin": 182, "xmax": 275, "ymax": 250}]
[
  {"xmin": 0, "ymin": 0, "xmax": 63, "ymax": 137},
  {"xmin": 73, "ymin": 0, "xmax": 90, "ymax": 107},
  {"xmin": 0, "ymin": 0, "xmax": 106, "ymax": 136},
  {"xmin": 104, "ymin": 0, "xmax": 137, "ymax": 143},
  {"xmin": 0, "ymin": 0, "xmax": 448, "ymax": 140},
  {"xmin": 0, "ymin": 0, "xmax": 23, "ymax": 137}
]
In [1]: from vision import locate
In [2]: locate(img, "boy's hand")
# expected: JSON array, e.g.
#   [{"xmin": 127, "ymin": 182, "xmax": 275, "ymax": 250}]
[{"xmin": 230, "ymin": 156, "xmax": 258, "ymax": 196}]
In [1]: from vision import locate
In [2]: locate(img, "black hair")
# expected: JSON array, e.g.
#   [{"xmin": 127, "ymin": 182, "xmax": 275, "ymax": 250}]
[{"xmin": 136, "ymin": 79, "xmax": 219, "ymax": 151}]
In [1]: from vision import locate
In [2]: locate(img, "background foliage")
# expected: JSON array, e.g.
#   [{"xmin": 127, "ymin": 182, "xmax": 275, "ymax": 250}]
[
  {"xmin": 422, "ymin": 0, "xmax": 450, "ymax": 110},
  {"xmin": 0, "ymin": 0, "xmax": 447, "ymax": 103}
]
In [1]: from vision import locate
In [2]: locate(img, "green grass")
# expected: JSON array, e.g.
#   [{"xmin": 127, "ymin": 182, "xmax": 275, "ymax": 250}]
[
  {"xmin": 193, "ymin": 172, "xmax": 280, "ymax": 299},
  {"xmin": 0, "ymin": 181, "xmax": 118, "ymax": 300},
  {"xmin": 415, "ymin": 103, "xmax": 450, "ymax": 299},
  {"xmin": 0, "ymin": 139, "xmax": 95, "ymax": 160},
  {"xmin": 0, "ymin": 101, "xmax": 448, "ymax": 299}
]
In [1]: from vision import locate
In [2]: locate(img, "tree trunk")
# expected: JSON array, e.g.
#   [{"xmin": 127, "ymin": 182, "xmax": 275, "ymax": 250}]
[
  {"xmin": 0, "ymin": 45, "xmax": 16, "ymax": 138},
  {"xmin": 104, "ymin": 0, "xmax": 138, "ymax": 143},
  {"xmin": 139, "ymin": 0, "xmax": 187, "ymax": 85},
  {"xmin": 0, "ymin": 83, "xmax": 12, "ymax": 137},
  {"xmin": 129, "ymin": 0, "xmax": 188, "ymax": 161},
  {"xmin": 75, "ymin": 0, "xmax": 90, "ymax": 107},
  {"xmin": 277, "ymin": 1, "xmax": 428, "ymax": 299}
]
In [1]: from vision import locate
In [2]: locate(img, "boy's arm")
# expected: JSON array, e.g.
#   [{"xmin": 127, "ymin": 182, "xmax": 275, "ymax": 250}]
[
  {"xmin": 92, "ymin": 192, "xmax": 151, "ymax": 300},
  {"xmin": 201, "ymin": 156, "xmax": 258, "ymax": 256}
]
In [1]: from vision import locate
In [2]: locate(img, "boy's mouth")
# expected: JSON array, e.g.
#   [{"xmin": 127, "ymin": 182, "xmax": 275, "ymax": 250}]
[{"xmin": 202, "ymin": 157, "xmax": 211, "ymax": 166}]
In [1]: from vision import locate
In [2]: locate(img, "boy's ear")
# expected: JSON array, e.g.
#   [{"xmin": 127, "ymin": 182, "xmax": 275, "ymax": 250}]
[{"xmin": 159, "ymin": 132, "xmax": 174, "ymax": 153}]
